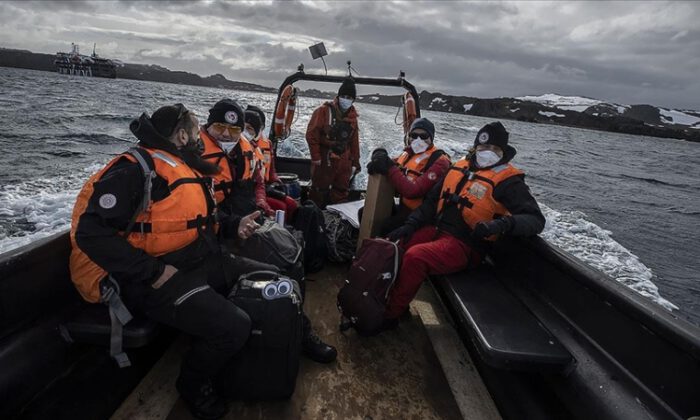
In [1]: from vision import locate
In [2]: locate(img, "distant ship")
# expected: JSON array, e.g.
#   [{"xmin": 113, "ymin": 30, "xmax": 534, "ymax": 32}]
[{"xmin": 54, "ymin": 43, "xmax": 118, "ymax": 78}]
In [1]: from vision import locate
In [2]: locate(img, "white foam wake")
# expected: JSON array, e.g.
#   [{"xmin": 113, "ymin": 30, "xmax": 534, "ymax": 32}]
[
  {"xmin": 539, "ymin": 203, "xmax": 678, "ymax": 312},
  {"xmin": 0, "ymin": 163, "xmax": 104, "ymax": 254}
]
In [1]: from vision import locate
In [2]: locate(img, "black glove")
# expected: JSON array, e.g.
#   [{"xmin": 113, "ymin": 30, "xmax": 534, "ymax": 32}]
[
  {"xmin": 369, "ymin": 148, "xmax": 395, "ymax": 175},
  {"xmin": 387, "ymin": 224, "xmax": 416, "ymax": 243},
  {"xmin": 266, "ymin": 184, "xmax": 287, "ymax": 200},
  {"xmin": 472, "ymin": 217, "xmax": 513, "ymax": 239}
]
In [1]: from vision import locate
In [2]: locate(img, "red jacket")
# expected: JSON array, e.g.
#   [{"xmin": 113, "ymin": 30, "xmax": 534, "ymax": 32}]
[
  {"xmin": 305, "ymin": 98, "xmax": 360, "ymax": 167},
  {"xmin": 387, "ymin": 147, "xmax": 450, "ymax": 207}
]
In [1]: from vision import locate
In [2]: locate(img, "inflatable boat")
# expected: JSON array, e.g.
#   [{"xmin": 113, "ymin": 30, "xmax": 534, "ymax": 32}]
[{"xmin": 1, "ymin": 70, "xmax": 698, "ymax": 420}]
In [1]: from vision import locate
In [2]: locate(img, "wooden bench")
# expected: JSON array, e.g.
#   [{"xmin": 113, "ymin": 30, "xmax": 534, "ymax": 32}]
[{"xmin": 435, "ymin": 264, "xmax": 574, "ymax": 373}]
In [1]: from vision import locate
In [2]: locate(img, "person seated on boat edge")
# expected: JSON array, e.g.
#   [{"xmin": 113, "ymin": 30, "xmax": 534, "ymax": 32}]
[
  {"xmin": 365, "ymin": 117, "xmax": 451, "ymax": 235},
  {"xmin": 200, "ymin": 98, "xmax": 274, "ymax": 219},
  {"xmin": 306, "ymin": 77, "xmax": 361, "ymax": 208},
  {"xmin": 69, "ymin": 103, "xmax": 270, "ymax": 420},
  {"xmin": 204, "ymin": 100, "xmax": 338, "ymax": 364},
  {"xmin": 377, "ymin": 121, "xmax": 546, "ymax": 334},
  {"xmin": 244, "ymin": 106, "xmax": 299, "ymax": 221}
]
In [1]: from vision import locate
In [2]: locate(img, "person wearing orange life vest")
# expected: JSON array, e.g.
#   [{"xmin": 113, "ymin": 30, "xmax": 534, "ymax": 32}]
[
  {"xmin": 200, "ymin": 99, "xmax": 273, "ymax": 218},
  {"xmin": 70, "ymin": 104, "xmax": 269, "ymax": 419},
  {"xmin": 306, "ymin": 78, "xmax": 361, "ymax": 207},
  {"xmin": 376, "ymin": 122, "xmax": 545, "ymax": 333},
  {"xmin": 244, "ymin": 106, "xmax": 299, "ymax": 220},
  {"xmin": 366, "ymin": 117, "xmax": 451, "ymax": 235}
]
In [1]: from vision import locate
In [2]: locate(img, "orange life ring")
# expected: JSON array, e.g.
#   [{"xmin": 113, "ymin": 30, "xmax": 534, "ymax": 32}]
[
  {"xmin": 273, "ymin": 85, "xmax": 297, "ymax": 139},
  {"xmin": 402, "ymin": 92, "xmax": 417, "ymax": 136}
]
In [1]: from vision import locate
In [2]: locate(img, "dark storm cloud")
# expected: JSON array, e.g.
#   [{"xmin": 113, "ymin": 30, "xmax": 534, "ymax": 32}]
[{"xmin": 1, "ymin": 0, "xmax": 698, "ymax": 109}]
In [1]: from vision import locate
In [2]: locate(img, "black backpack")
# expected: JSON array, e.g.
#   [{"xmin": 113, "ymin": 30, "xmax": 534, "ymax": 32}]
[{"xmin": 292, "ymin": 200, "xmax": 327, "ymax": 273}]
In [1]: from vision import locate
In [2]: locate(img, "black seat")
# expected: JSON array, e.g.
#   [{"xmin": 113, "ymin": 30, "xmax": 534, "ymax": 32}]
[
  {"xmin": 436, "ymin": 265, "xmax": 573, "ymax": 373},
  {"xmin": 60, "ymin": 304, "xmax": 160, "ymax": 349}
]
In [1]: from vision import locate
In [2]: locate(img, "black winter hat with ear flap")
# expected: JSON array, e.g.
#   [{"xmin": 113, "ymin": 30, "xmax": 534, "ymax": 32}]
[
  {"xmin": 207, "ymin": 98, "xmax": 245, "ymax": 128},
  {"xmin": 338, "ymin": 78, "xmax": 356, "ymax": 99},
  {"xmin": 244, "ymin": 110, "xmax": 262, "ymax": 136},
  {"xmin": 474, "ymin": 121, "xmax": 516, "ymax": 161}
]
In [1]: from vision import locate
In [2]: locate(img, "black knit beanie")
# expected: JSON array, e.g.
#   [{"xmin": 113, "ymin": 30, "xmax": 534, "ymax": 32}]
[
  {"xmin": 244, "ymin": 110, "xmax": 262, "ymax": 136},
  {"xmin": 151, "ymin": 103, "xmax": 187, "ymax": 137},
  {"xmin": 246, "ymin": 105, "xmax": 266, "ymax": 128},
  {"xmin": 409, "ymin": 118, "xmax": 435, "ymax": 140},
  {"xmin": 207, "ymin": 99, "xmax": 245, "ymax": 128},
  {"xmin": 338, "ymin": 78, "xmax": 356, "ymax": 99}
]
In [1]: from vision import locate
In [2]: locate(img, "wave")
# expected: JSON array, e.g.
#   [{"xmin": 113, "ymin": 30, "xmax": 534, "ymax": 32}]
[
  {"xmin": 0, "ymin": 163, "xmax": 105, "ymax": 254},
  {"xmin": 539, "ymin": 203, "xmax": 678, "ymax": 312},
  {"xmin": 617, "ymin": 173, "xmax": 691, "ymax": 189}
]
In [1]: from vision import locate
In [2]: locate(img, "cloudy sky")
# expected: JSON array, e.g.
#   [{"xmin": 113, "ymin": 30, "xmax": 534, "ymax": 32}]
[{"xmin": 1, "ymin": 0, "xmax": 698, "ymax": 109}]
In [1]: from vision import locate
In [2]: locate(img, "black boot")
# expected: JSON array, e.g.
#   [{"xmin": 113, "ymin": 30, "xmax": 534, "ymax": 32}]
[
  {"xmin": 302, "ymin": 328, "xmax": 337, "ymax": 363},
  {"xmin": 176, "ymin": 377, "xmax": 227, "ymax": 420}
]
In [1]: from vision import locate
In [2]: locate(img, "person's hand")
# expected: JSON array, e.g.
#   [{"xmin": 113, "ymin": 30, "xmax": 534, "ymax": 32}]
[
  {"xmin": 472, "ymin": 218, "xmax": 512, "ymax": 239},
  {"xmin": 311, "ymin": 160, "xmax": 321, "ymax": 166},
  {"xmin": 238, "ymin": 210, "xmax": 262, "ymax": 239},
  {"xmin": 266, "ymin": 184, "xmax": 287, "ymax": 200},
  {"xmin": 353, "ymin": 165, "xmax": 361, "ymax": 175},
  {"xmin": 152, "ymin": 264, "xmax": 178, "ymax": 289},
  {"xmin": 366, "ymin": 160, "xmax": 378, "ymax": 175},
  {"xmin": 387, "ymin": 224, "xmax": 416, "ymax": 243},
  {"xmin": 369, "ymin": 148, "xmax": 394, "ymax": 175}
]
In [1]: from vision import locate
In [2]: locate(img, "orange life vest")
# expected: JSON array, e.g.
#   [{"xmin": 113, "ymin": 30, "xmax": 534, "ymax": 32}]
[
  {"xmin": 200, "ymin": 128, "xmax": 234, "ymax": 204},
  {"xmin": 257, "ymin": 136, "xmax": 273, "ymax": 183},
  {"xmin": 254, "ymin": 144, "xmax": 265, "ymax": 182},
  {"xmin": 70, "ymin": 147, "xmax": 214, "ymax": 303},
  {"xmin": 236, "ymin": 136, "xmax": 258, "ymax": 182},
  {"xmin": 437, "ymin": 158, "xmax": 523, "ymax": 241},
  {"xmin": 395, "ymin": 146, "xmax": 448, "ymax": 210}
]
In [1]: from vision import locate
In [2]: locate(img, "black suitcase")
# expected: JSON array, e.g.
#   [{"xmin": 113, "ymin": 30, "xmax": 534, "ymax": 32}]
[{"xmin": 217, "ymin": 271, "xmax": 303, "ymax": 399}]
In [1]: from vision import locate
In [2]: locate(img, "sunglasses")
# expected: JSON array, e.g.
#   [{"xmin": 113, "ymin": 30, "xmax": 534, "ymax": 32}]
[
  {"xmin": 409, "ymin": 132, "xmax": 431, "ymax": 140},
  {"xmin": 211, "ymin": 122, "xmax": 242, "ymax": 138}
]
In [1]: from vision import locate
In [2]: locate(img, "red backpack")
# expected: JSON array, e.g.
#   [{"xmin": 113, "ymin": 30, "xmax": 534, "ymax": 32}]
[{"xmin": 337, "ymin": 238, "xmax": 402, "ymax": 335}]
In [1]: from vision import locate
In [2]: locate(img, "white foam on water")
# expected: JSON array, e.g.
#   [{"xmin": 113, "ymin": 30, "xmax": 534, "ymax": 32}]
[
  {"xmin": 0, "ymin": 162, "xmax": 105, "ymax": 254},
  {"xmin": 539, "ymin": 203, "xmax": 679, "ymax": 312}
]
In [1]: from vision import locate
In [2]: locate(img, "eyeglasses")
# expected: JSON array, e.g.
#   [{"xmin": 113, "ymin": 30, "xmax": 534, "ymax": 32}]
[
  {"xmin": 211, "ymin": 122, "xmax": 242, "ymax": 138},
  {"xmin": 409, "ymin": 132, "xmax": 431, "ymax": 140}
]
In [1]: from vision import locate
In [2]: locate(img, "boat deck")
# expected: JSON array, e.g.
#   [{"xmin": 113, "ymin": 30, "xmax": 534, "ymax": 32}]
[{"xmin": 112, "ymin": 263, "xmax": 498, "ymax": 420}]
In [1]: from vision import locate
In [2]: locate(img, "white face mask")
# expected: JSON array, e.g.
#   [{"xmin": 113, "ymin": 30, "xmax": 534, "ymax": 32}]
[
  {"xmin": 242, "ymin": 130, "xmax": 255, "ymax": 141},
  {"xmin": 410, "ymin": 138, "xmax": 430, "ymax": 154},
  {"xmin": 475, "ymin": 150, "xmax": 502, "ymax": 168},
  {"xmin": 220, "ymin": 140, "xmax": 238, "ymax": 154},
  {"xmin": 338, "ymin": 97, "xmax": 353, "ymax": 111}
]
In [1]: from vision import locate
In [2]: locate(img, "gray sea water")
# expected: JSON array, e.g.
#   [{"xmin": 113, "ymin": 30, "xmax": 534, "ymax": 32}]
[{"xmin": 1, "ymin": 67, "xmax": 698, "ymax": 325}]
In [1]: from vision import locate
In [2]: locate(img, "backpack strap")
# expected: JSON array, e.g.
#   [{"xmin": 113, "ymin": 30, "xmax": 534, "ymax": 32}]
[
  {"xmin": 103, "ymin": 146, "xmax": 155, "ymax": 368},
  {"xmin": 424, "ymin": 149, "xmax": 446, "ymax": 172},
  {"xmin": 122, "ymin": 147, "xmax": 156, "ymax": 238},
  {"xmin": 100, "ymin": 276, "xmax": 133, "ymax": 368}
]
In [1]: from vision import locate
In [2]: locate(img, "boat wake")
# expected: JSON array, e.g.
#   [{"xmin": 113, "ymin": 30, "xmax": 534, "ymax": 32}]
[
  {"xmin": 0, "ymin": 163, "xmax": 104, "ymax": 254},
  {"xmin": 539, "ymin": 204, "xmax": 678, "ymax": 312}
]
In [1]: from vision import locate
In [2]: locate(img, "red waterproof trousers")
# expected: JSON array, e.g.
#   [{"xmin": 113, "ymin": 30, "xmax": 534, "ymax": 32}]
[
  {"xmin": 385, "ymin": 225, "xmax": 476, "ymax": 319},
  {"xmin": 266, "ymin": 195, "xmax": 299, "ymax": 220},
  {"xmin": 309, "ymin": 151, "xmax": 353, "ymax": 206}
]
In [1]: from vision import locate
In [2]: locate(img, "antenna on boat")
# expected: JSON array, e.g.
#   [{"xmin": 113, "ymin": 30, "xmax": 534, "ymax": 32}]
[
  {"xmin": 347, "ymin": 60, "xmax": 360, "ymax": 77},
  {"xmin": 308, "ymin": 42, "xmax": 328, "ymax": 75}
]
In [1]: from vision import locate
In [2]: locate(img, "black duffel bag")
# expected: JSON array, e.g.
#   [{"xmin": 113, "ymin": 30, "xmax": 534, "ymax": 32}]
[{"xmin": 216, "ymin": 271, "xmax": 303, "ymax": 399}]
